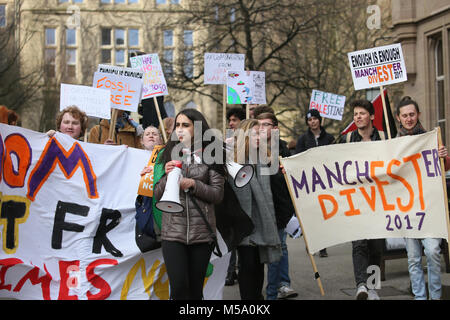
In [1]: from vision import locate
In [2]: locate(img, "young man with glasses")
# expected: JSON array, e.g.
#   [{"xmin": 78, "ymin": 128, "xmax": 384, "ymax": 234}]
[{"xmin": 257, "ymin": 112, "xmax": 297, "ymax": 300}]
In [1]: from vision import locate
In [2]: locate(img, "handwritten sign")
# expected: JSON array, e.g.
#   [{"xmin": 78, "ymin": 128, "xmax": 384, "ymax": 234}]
[
  {"xmin": 309, "ymin": 89, "xmax": 346, "ymax": 121},
  {"xmin": 204, "ymin": 53, "xmax": 245, "ymax": 85},
  {"xmin": 227, "ymin": 70, "xmax": 266, "ymax": 105},
  {"xmin": 281, "ymin": 129, "xmax": 448, "ymax": 254},
  {"xmin": 97, "ymin": 64, "xmax": 144, "ymax": 80},
  {"xmin": 137, "ymin": 145, "xmax": 163, "ymax": 197},
  {"xmin": 93, "ymin": 72, "xmax": 143, "ymax": 113},
  {"xmin": 348, "ymin": 43, "xmax": 407, "ymax": 90},
  {"xmin": 60, "ymin": 83, "xmax": 111, "ymax": 119},
  {"xmin": 130, "ymin": 53, "xmax": 168, "ymax": 99}
]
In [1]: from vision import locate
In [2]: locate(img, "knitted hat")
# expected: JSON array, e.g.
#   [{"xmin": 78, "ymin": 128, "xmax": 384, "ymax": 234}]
[{"xmin": 305, "ymin": 109, "xmax": 322, "ymax": 124}]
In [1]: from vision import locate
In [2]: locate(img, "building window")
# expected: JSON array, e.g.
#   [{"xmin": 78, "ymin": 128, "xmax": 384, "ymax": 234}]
[
  {"xmin": 156, "ymin": 0, "xmax": 180, "ymax": 4},
  {"xmin": 65, "ymin": 28, "xmax": 77, "ymax": 78},
  {"xmin": 163, "ymin": 50, "xmax": 173, "ymax": 78},
  {"xmin": 163, "ymin": 30, "xmax": 173, "ymax": 47},
  {"xmin": 101, "ymin": 27, "xmax": 140, "ymax": 66},
  {"xmin": 434, "ymin": 37, "xmax": 446, "ymax": 144},
  {"xmin": 183, "ymin": 30, "xmax": 193, "ymax": 78},
  {"xmin": 163, "ymin": 30, "xmax": 173, "ymax": 77},
  {"xmin": 0, "ymin": 5, "xmax": 6, "ymax": 27},
  {"xmin": 45, "ymin": 28, "xmax": 57, "ymax": 78}
]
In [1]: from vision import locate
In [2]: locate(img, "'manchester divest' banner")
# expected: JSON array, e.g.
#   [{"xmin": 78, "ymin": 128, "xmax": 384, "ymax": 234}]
[
  {"xmin": 0, "ymin": 124, "xmax": 228, "ymax": 300},
  {"xmin": 280, "ymin": 129, "xmax": 448, "ymax": 254}
]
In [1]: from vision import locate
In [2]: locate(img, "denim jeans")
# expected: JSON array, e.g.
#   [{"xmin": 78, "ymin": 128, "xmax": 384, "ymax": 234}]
[
  {"xmin": 266, "ymin": 229, "xmax": 290, "ymax": 300},
  {"xmin": 352, "ymin": 239, "xmax": 384, "ymax": 287},
  {"xmin": 405, "ymin": 238, "xmax": 442, "ymax": 300}
]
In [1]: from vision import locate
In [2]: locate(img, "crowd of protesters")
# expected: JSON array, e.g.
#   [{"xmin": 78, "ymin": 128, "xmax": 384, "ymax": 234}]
[{"xmin": 1, "ymin": 94, "xmax": 449, "ymax": 301}]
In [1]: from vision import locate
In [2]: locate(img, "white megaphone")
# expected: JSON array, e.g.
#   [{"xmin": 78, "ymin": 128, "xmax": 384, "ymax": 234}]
[
  {"xmin": 156, "ymin": 161, "xmax": 184, "ymax": 213},
  {"xmin": 226, "ymin": 161, "xmax": 254, "ymax": 188}
]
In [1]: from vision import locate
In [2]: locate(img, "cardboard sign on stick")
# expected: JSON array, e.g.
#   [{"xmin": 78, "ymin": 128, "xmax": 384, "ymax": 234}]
[
  {"xmin": 347, "ymin": 43, "xmax": 407, "ymax": 91},
  {"xmin": 309, "ymin": 89, "xmax": 346, "ymax": 121},
  {"xmin": 204, "ymin": 53, "xmax": 245, "ymax": 85},
  {"xmin": 227, "ymin": 71, "xmax": 266, "ymax": 105},
  {"xmin": 130, "ymin": 53, "xmax": 168, "ymax": 99},
  {"xmin": 60, "ymin": 83, "xmax": 111, "ymax": 119},
  {"xmin": 93, "ymin": 72, "xmax": 143, "ymax": 113}
]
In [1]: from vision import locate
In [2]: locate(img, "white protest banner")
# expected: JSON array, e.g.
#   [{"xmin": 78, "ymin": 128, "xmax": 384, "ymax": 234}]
[
  {"xmin": 204, "ymin": 53, "xmax": 245, "ymax": 85},
  {"xmin": 309, "ymin": 89, "xmax": 346, "ymax": 121},
  {"xmin": 0, "ymin": 124, "xmax": 228, "ymax": 300},
  {"xmin": 348, "ymin": 43, "xmax": 407, "ymax": 90},
  {"xmin": 280, "ymin": 129, "xmax": 448, "ymax": 254},
  {"xmin": 129, "ymin": 53, "xmax": 168, "ymax": 99},
  {"xmin": 227, "ymin": 70, "xmax": 266, "ymax": 105},
  {"xmin": 60, "ymin": 84, "xmax": 111, "ymax": 119},
  {"xmin": 93, "ymin": 72, "xmax": 143, "ymax": 113}
]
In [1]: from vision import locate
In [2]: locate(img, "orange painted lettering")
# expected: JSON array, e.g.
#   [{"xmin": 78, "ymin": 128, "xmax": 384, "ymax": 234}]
[
  {"xmin": 403, "ymin": 153, "xmax": 424, "ymax": 210},
  {"xmin": 370, "ymin": 161, "xmax": 395, "ymax": 211},
  {"xmin": 318, "ymin": 194, "xmax": 338, "ymax": 220},
  {"xmin": 359, "ymin": 186, "xmax": 376, "ymax": 211},
  {"xmin": 339, "ymin": 188, "xmax": 360, "ymax": 216},
  {"xmin": 387, "ymin": 159, "xmax": 414, "ymax": 212},
  {"xmin": 3, "ymin": 134, "xmax": 32, "ymax": 188}
]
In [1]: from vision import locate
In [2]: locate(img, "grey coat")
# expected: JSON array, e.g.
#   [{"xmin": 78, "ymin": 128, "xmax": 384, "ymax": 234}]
[{"xmin": 229, "ymin": 164, "xmax": 281, "ymax": 264}]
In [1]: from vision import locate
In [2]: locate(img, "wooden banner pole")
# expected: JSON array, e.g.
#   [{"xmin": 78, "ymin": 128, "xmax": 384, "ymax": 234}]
[
  {"xmin": 379, "ymin": 86, "xmax": 392, "ymax": 139},
  {"xmin": 223, "ymin": 85, "xmax": 227, "ymax": 138},
  {"xmin": 246, "ymin": 103, "xmax": 250, "ymax": 119},
  {"xmin": 108, "ymin": 108, "xmax": 118, "ymax": 141},
  {"xmin": 153, "ymin": 96, "xmax": 167, "ymax": 143},
  {"xmin": 437, "ymin": 127, "xmax": 450, "ymax": 244},
  {"xmin": 279, "ymin": 157, "xmax": 325, "ymax": 296}
]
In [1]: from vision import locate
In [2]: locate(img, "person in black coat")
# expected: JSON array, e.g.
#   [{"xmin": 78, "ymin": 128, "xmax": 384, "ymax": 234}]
[
  {"xmin": 257, "ymin": 112, "xmax": 298, "ymax": 299},
  {"xmin": 294, "ymin": 109, "xmax": 335, "ymax": 257},
  {"xmin": 295, "ymin": 109, "xmax": 335, "ymax": 154}
]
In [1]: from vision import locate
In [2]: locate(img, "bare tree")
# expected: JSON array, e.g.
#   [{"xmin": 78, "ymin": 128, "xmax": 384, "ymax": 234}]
[
  {"xmin": 0, "ymin": 0, "xmax": 44, "ymax": 118},
  {"xmin": 156, "ymin": 0, "xmax": 392, "ymax": 136}
]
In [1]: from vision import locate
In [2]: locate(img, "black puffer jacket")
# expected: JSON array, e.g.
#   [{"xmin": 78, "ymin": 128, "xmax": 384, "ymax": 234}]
[{"xmin": 154, "ymin": 163, "xmax": 224, "ymax": 245}]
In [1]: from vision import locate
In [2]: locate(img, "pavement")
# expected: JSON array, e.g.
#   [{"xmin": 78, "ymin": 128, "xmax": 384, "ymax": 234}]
[{"xmin": 222, "ymin": 237, "xmax": 450, "ymax": 300}]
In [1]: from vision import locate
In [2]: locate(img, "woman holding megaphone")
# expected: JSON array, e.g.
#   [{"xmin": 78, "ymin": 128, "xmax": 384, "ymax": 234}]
[
  {"xmin": 153, "ymin": 109, "xmax": 226, "ymax": 300},
  {"xmin": 230, "ymin": 119, "xmax": 281, "ymax": 300}
]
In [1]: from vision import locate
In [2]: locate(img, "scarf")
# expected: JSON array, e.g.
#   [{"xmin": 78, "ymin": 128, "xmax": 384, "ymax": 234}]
[
  {"xmin": 397, "ymin": 121, "xmax": 426, "ymax": 137},
  {"xmin": 231, "ymin": 164, "xmax": 282, "ymax": 264}
]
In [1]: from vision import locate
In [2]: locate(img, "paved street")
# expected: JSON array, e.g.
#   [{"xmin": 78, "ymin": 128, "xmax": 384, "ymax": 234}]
[{"xmin": 223, "ymin": 237, "xmax": 450, "ymax": 300}]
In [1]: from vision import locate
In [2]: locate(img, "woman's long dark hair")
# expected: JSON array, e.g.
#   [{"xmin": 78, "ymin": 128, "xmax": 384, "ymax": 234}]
[{"xmin": 159, "ymin": 109, "xmax": 227, "ymax": 176}]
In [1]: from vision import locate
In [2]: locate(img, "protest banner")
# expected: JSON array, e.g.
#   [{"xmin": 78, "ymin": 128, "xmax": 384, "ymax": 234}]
[
  {"xmin": 227, "ymin": 71, "xmax": 266, "ymax": 105},
  {"xmin": 204, "ymin": 53, "xmax": 245, "ymax": 137},
  {"xmin": 130, "ymin": 53, "xmax": 168, "ymax": 142},
  {"xmin": 0, "ymin": 124, "xmax": 228, "ymax": 300},
  {"xmin": 60, "ymin": 84, "xmax": 111, "ymax": 119},
  {"xmin": 348, "ymin": 43, "xmax": 407, "ymax": 139},
  {"xmin": 280, "ymin": 129, "xmax": 449, "ymax": 255},
  {"xmin": 309, "ymin": 89, "xmax": 346, "ymax": 121},
  {"xmin": 93, "ymin": 72, "xmax": 143, "ymax": 113}
]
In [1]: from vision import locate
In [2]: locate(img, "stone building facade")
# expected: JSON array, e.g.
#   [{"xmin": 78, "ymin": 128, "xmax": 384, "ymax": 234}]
[{"xmin": 391, "ymin": 0, "xmax": 449, "ymax": 146}]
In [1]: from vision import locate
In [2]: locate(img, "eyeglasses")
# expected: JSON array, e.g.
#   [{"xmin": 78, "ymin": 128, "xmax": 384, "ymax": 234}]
[{"xmin": 259, "ymin": 122, "xmax": 274, "ymax": 127}]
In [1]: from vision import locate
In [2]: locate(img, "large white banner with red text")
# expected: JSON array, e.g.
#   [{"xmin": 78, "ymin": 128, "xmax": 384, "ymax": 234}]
[
  {"xmin": 0, "ymin": 124, "xmax": 228, "ymax": 300},
  {"xmin": 281, "ymin": 129, "xmax": 449, "ymax": 254}
]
